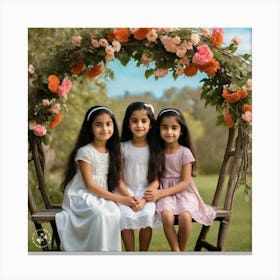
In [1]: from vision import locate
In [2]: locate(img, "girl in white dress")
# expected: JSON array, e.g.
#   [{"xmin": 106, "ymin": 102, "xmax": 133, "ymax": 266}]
[
  {"xmin": 55, "ymin": 106, "xmax": 137, "ymax": 252},
  {"xmin": 118, "ymin": 102, "xmax": 163, "ymax": 251}
]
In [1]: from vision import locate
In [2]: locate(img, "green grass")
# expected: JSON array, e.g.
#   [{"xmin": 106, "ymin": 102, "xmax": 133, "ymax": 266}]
[{"xmin": 28, "ymin": 174, "xmax": 252, "ymax": 252}]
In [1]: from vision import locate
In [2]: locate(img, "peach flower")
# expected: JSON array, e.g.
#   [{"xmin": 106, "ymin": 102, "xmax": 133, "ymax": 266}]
[
  {"xmin": 49, "ymin": 103, "xmax": 61, "ymax": 114},
  {"xmin": 72, "ymin": 35, "xmax": 83, "ymax": 47},
  {"xmin": 112, "ymin": 40, "xmax": 121, "ymax": 52},
  {"xmin": 28, "ymin": 64, "xmax": 35, "ymax": 74},
  {"xmin": 42, "ymin": 99, "xmax": 50, "ymax": 107},
  {"xmin": 146, "ymin": 29, "xmax": 158, "ymax": 42},
  {"xmin": 246, "ymin": 79, "xmax": 252, "ymax": 91},
  {"xmin": 232, "ymin": 36, "xmax": 241, "ymax": 45},
  {"xmin": 99, "ymin": 38, "xmax": 109, "ymax": 47},
  {"xmin": 91, "ymin": 39, "xmax": 100, "ymax": 48},
  {"xmin": 191, "ymin": 33, "xmax": 200, "ymax": 45}
]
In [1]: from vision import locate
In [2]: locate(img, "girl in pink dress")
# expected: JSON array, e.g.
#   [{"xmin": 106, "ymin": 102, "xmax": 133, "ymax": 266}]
[{"xmin": 144, "ymin": 108, "xmax": 216, "ymax": 251}]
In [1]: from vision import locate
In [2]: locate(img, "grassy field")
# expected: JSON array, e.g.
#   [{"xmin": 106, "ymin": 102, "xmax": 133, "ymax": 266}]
[{"xmin": 28, "ymin": 174, "xmax": 252, "ymax": 252}]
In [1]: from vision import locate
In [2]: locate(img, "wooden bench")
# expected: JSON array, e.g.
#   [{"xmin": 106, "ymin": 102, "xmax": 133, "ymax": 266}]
[
  {"xmin": 28, "ymin": 127, "xmax": 248, "ymax": 251},
  {"xmin": 28, "ymin": 141, "xmax": 61, "ymax": 251}
]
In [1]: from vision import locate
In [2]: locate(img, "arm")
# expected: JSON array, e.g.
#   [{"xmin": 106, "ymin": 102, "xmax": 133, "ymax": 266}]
[
  {"xmin": 79, "ymin": 160, "xmax": 137, "ymax": 207},
  {"xmin": 144, "ymin": 163, "xmax": 192, "ymax": 202}
]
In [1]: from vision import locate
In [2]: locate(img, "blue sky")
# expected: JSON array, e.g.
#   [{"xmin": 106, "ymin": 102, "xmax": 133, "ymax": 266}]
[{"xmin": 106, "ymin": 28, "xmax": 252, "ymax": 99}]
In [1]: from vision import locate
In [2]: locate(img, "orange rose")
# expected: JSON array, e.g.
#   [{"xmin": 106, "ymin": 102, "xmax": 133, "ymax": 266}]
[
  {"xmin": 222, "ymin": 88, "xmax": 241, "ymax": 103},
  {"xmin": 113, "ymin": 28, "xmax": 130, "ymax": 43},
  {"xmin": 84, "ymin": 64, "xmax": 103, "ymax": 79},
  {"xmin": 223, "ymin": 108, "xmax": 235, "ymax": 128},
  {"xmin": 243, "ymin": 104, "xmax": 252, "ymax": 112},
  {"xmin": 198, "ymin": 58, "xmax": 220, "ymax": 75},
  {"xmin": 238, "ymin": 87, "xmax": 248, "ymax": 99},
  {"xmin": 211, "ymin": 31, "xmax": 223, "ymax": 47},
  {"xmin": 70, "ymin": 58, "xmax": 84, "ymax": 75},
  {"xmin": 106, "ymin": 31, "xmax": 114, "ymax": 42},
  {"xmin": 50, "ymin": 113, "xmax": 62, "ymax": 128},
  {"xmin": 133, "ymin": 28, "xmax": 152, "ymax": 40},
  {"xmin": 48, "ymin": 75, "xmax": 60, "ymax": 93},
  {"xmin": 184, "ymin": 64, "xmax": 198, "ymax": 77}
]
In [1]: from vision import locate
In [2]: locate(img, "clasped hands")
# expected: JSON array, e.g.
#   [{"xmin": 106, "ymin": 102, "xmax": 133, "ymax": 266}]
[{"xmin": 126, "ymin": 188, "xmax": 160, "ymax": 211}]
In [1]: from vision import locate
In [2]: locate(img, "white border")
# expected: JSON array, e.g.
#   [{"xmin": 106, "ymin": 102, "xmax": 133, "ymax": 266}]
[{"xmin": 1, "ymin": 0, "xmax": 279, "ymax": 279}]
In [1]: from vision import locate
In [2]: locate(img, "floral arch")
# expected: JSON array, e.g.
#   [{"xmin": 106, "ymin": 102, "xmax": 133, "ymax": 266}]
[
  {"xmin": 28, "ymin": 27, "xmax": 252, "ymax": 251},
  {"xmin": 28, "ymin": 27, "xmax": 251, "ymax": 188},
  {"xmin": 29, "ymin": 27, "xmax": 251, "ymax": 135}
]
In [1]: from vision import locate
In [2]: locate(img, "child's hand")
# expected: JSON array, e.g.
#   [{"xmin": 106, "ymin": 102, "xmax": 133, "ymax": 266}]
[
  {"xmin": 132, "ymin": 198, "xmax": 146, "ymax": 212},
  {"xmin": 143, "ymin": 189, "xmax": 160, "ymax": 202},
  {"xmin": 122, "ymin": 196, "xmax": 138, "ymax": 207}
]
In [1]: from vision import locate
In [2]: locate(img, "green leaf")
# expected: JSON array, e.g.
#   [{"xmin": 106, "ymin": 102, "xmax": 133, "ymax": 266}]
[{"xmin": 144, "ymin": 68, "xmax": 154, "ymax": 79}]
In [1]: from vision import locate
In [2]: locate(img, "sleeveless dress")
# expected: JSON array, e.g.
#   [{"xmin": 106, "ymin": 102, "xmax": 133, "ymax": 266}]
[
  {"xmin": 55, "ymin": 144, "xmax": 122, "ymax": 251},
  {"xmin": 156, "ymin": 146, "xmax": 216, "ymax": 226},
  {"xmin": 117, "ymin": 141, "xmax": 161, "ymax": 229}
]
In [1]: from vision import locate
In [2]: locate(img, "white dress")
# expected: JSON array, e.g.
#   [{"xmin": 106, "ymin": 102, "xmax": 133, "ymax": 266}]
[
  {"xmin": 55, "ymin": 144, "xmax": 122, "ymax": 252},
  {"xmin": 118, "ymin": 141, "xmax": 161, "ymax": 230}
]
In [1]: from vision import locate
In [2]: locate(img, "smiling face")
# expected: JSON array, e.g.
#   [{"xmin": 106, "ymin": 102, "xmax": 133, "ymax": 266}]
[
  {"xmin": 91, "ymin": 112, "xmax": 114, "ymax": 143},
  {"xmin": 159, "ymin": 116, "xmax": 181, "ymax": 145},
  {"xmin": 128, "ymin": 109, "xmax": 151, "ymax": 139}
]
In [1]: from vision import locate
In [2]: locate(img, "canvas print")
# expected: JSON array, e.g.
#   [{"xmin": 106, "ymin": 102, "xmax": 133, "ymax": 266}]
[{"xmin": 28, "ymin": 27, "xmax": 252, "ymax": 253}]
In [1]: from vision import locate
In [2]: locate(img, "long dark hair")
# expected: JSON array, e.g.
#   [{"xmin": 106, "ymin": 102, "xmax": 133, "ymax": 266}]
[
  {"xmin": 157, "ymin": 108, "xmax": 197, "ymax": 176},
  {"xmin": 61, "ymin": 105, "xmax": 121, "ymax": 192},
  {"xmin": 121, "ymin": 102, "xmax": 164, "ymax": 182}
]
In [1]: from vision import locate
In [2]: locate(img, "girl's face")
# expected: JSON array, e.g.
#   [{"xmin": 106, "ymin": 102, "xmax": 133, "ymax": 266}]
[
  {"xmin": 159, "ymin": 116, "xmax": 181, "ymax": 144},
  {"xmin": 128, "ymin": 109, "xmax": 151, "ymax": 139},
  {"xmin": 91, "ymin": 113, "xmax": 114, "ymax": 143}
]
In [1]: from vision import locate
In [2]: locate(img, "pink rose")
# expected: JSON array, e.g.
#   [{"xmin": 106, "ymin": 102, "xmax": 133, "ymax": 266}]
[
  {"xmin": 58, "ymin": 78, "xmax": 72, "ymax": 97},
  {"xmin": 192, "ymin": 44, "xmax": 213, "ymax": 65},
  {"xmin": 242, "ymin": 111, "xmax": 252, "ymax": 122},
  {"xmin": 33, "ymin": 124, "xmax": 47, "ymax": 136}
]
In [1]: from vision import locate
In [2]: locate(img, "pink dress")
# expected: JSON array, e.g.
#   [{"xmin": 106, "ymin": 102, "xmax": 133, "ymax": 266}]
[{"xmin": 156, "ymin": 146, "xmax": 216, "ymax": 226}]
